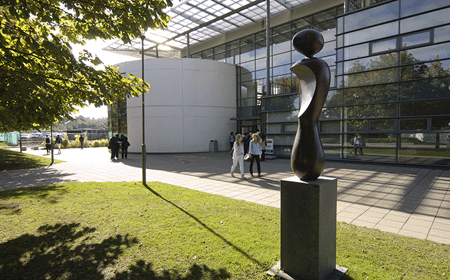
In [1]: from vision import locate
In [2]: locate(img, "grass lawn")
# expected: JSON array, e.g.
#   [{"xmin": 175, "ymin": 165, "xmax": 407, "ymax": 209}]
[
  {"xmin": 0, "ymin": 148, "xmax": 64, "ymax": 171},
  {"xmin": 0, "ymin": 182, "xmax": 449, "ymax": 279}
]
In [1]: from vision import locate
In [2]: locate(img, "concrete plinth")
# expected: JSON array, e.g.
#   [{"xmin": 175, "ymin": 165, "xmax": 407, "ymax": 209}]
[{"xmin": 279, "ymin": 176, "xmax": 338, "ymax": 280}]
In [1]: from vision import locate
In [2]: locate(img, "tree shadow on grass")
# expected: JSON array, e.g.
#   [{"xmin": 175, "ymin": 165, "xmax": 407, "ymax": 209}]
[{"xmin": 0, "ymin": 223, "xmax": 231, "ymax": 280}]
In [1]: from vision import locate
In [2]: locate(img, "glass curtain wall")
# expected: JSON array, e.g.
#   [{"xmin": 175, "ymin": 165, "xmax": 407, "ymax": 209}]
[
  {"xmin": 335, "ymin": 0, "xmax": 450, "ymax": 166},
  {"xmin": 107, "ymin": 99, "xmax": 127, "ymax": 138},
  {"xmin": 190, "ymin": 5, "xmax": 343, "ymax": 153}
]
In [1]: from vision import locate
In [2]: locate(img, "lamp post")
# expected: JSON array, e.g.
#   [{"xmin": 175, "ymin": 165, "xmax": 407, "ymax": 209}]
[{"xmin": 141, "ymin": 32, "xmax": 147, "ymax": 185}]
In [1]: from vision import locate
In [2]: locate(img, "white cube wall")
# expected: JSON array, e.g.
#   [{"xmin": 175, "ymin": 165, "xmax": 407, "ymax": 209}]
[{"xmin": 116, "ymin": 58, "xmax": 236, "ymax": 153}]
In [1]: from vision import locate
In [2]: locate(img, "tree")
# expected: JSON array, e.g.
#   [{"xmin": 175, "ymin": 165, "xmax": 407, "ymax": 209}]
[{"xmin": 0, "ymin": 0, "xmax": 172, "ymax": 132}]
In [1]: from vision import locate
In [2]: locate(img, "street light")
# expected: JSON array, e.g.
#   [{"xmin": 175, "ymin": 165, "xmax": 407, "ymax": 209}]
[{"xmin": 141, "ymin": 32, "xmax": 147, "ymax": 185}]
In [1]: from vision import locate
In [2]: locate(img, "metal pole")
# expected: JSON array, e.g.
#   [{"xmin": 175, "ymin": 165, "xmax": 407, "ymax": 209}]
[
  {"xmin": 266, "ymin": 0, "xmax": 271, "ymax": 96},
  {"xmin": 50, "ymin": 126, "xmax": 54, "ymax": 165},
  {"xmin": 141, "ymin": 34, "xmax": 147, "ymax": 185},
  {"xmin": 187, "ymin": 33, "xmax": 190, "ymax": 58}
]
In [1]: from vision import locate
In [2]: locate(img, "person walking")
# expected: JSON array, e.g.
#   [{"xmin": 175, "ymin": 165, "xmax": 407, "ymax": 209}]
[
  {"xmin": 55, "ymin": 135, "xmax": 62, "ymax": 154},
  {"xmin": 108, "ymin": 134, "xmax": 120, "ymax": 160},
  {"xmin": 228, "ymin": 132, "xmax": 235, "ymax": 150},
  {"xmin": 248, "ymin": 133, "xmax": 262, "ymax": 177},
  {"xmin": 230, "ymin": 134, "xmax": 246, "ymax": 179},
  {"xmin": 120, "ymin": 134, "xmax": 130, "ymax": 159},
  {"xmin": 349, "ymin": 134, "xmax": 364, "ymax": 155},
  {"xmin": 79, "ymin": 134, "xmax": 84, "ymax": 149},
  {"xmin": 45, "ymin": 135, "xmax": 52, "ymax": 154}
]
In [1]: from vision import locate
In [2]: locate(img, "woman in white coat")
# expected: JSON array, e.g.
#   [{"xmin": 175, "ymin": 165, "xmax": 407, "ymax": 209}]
[{"xmin": 230, "ymin": 134, "xmax": 246, "ymax": 179}]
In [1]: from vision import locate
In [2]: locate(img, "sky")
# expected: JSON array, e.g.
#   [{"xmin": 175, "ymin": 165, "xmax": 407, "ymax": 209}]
[
  {"xmin": 71, "ymin": 40, "xmax": 139, "ymax": 119},
  {"xmin": 72, "ymin": 0, "xmax": 181, "ymax": 119}
]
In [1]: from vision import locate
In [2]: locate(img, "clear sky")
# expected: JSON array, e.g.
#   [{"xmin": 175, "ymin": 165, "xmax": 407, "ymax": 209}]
[{"xmin": 72, "ymin": 40, "xmax": 139, "ymax": 119}]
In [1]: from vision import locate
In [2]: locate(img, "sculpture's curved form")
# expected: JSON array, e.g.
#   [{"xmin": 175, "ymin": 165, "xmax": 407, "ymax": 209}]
[{"xmin": 290, "ymin": 29, "xmax": 330, "ymax": 181}]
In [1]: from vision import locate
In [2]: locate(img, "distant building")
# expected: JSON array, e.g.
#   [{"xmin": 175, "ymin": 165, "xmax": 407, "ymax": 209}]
[{"xmin": 107, "ymin": 0, "xmax": 450, "ymax": 167}]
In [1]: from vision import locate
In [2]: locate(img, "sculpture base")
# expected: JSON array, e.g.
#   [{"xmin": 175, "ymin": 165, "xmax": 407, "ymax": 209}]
[
  {"xmin": 268, "ymin": 262, "xmax": 348, "ymax": 280},
  {"xmin": 278, "ymin": 176, "xmax": 339, "ymax": 280}
]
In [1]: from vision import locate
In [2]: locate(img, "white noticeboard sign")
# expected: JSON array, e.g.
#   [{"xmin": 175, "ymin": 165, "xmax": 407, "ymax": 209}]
[{"xmin": 265, "ymin": 138, "xmax": 274, "ymax": 154}]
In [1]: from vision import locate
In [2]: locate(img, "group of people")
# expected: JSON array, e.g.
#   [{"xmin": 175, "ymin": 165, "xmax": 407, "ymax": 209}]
[
  {"xmin": 229, "ymin": 131, "xmax": 266, "ymax": 179},
  {"xmin": 44, "ymin": 134, "xmax": 64, "ymax": 154},
  {"xmin": 108, "ymin": 134, "xmax": 130, "ymax": 160}
]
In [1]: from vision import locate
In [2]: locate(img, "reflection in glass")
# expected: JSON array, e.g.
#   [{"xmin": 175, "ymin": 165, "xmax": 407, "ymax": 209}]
[
  {"xmin": 372, "ymin": 38, "xmax": 397, "ymax": 54},
  {"xmin": 320, "ymin": 107, "xmax": 341, "ymax": 120},
  {"xmin": 283, "ymin": 123, "xmax": 297, "ymax": 133},
  {"xmin": 267, "ymin": 111, "xmax": 299, "ymax": 122},
  {"xmin": 346, "ymin": 103, "xmax": 397, "ymax": 119},
  {"xmin": 370, "ymin": 120, "xmax": 395, "ymax": 131},
  {"xmin": 320, "ymin": 121, "xmax": 341, "ymax": 133},
  {"xmin": 399, "ymin": 77, "xmax": 450, "ymax": 101},
  {"xmin": 317, "ymin": 41, "xmax": 335, "ymax": 58},
  {"xmin": 400, "ymin": 99, "xmax": 450, "ymax": 116},
  {"xmin": 272, "ymin": 75, "xmax": 293, "ymax": 95},
  {"xmin": 325, "ymin": 90, "xmax": 343, "ymax": 107},
  {"xmin": 263, "ymin": 94, "xmax": 299, "ymax": 112},
  {"xmin": 400, "ymin": 60, "xmax": 450, "ymax": 81},
  {"xmin": 344, "ymin": 68, "xmax": 398, "ymax": 87},
  {"xmin": 267, "ymin": 124, "xmax": 282, "ymax": 133},
  {"xmin": 401, "ymin": 31, "xmax": 430, "ymax": 48},
  {"xmin": 272, "ymin": 39, "xmax": 291, "ymax": 54},
  {"xmin": 240, "ymin": 60, "xmax": 255, "ymax": 72},
  {"xmin": 345, "ymin": 1, "xmax": 399, "ymax": 32},
  {"xmin": 344, "ymin": 53, "xmax": 398, "ymax": 73},
  {"xmin": 292, "ymin": 50, "xmax": 306, "ymax": 63},
  {"xmin": 432, "ymin": 116, "xmax": 450, "ymax": 131},
  {"xmin": 273, "ymin": 65, "xmax": 291, "ymax": 76},
  {"xmin": 273, "ymin": 52, "xmax": 291, "ymax": 67},
  {"xmin": 344, "ymin": 22, "xmax": 398, "ymax": 46},
  {"xmin": 400, "ymin": 43, "xmax": 450, "ymax": 65},
  {"xmin": 401, "ymin": 0, "xmax": 449, "ymax": 17},
  {"xmin": 400, "ymin": 119, "xmax": 428, "ymax": 131},
  {"xmin": 343, "ymin": 120, "xmax": 368, "ymax": 132},
  {"xmin": 256, "ymin": 57, "xmax": 268, "ymax": 71},
  {"xmin": 321, "ymin": 28, "xmax": 337, "ymax": 42},
  {"xmin": 344, "ymin": 43, "xmax": 369, "ymax": 60},
  {"xmin": 320, "ymin": 134, "xmax": 341, "ymax": 145},
  {"xmin": 435, "ymin": 25, "xmax": 450, "ymax": 43},
  {"xmin": 364, "ymin": 133, "xmax": 396, "ymax": 146},
  {"xmin": 345, "ymin": 84, "xmax": 397, "ymax": 105},
  {"xmin": 400, "ymin": 8, "xmax": 450, "ymax": 33}
]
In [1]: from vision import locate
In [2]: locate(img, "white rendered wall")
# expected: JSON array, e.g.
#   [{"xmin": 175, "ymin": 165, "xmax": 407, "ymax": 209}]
[{"xmin": 115, "ymin": 58, "xmax": 236, "ymax": 153}]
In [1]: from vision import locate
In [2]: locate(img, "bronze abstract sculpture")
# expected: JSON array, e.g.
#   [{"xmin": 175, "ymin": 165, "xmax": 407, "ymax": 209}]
[{"xmin": 290, "ymin": 29, "xmax": 331, "ymax": 181}]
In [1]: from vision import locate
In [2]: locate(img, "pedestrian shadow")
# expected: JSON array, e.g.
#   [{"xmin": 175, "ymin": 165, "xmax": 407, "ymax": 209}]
[{"xmin": 0, "ymin": 222, "xmax": 232, "ymax": 280}]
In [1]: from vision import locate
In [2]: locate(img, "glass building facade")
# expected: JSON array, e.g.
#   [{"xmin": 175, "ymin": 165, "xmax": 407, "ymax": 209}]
[
  {"xmin": 107, "ymin": 98, "xmax": 127, "ymax": 138},
  {"xmin": 188, "ymin": 0, "xmax": 450, "ymax": 167}
]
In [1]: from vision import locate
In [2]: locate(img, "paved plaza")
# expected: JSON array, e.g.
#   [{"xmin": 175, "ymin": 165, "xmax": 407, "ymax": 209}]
[{"xmin": 1, "ymin": 147, "xmax": 449, "ymax": 244}]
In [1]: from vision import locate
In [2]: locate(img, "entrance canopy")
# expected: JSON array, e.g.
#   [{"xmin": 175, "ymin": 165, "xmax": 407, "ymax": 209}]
[{"xmin": 104, "ymin": 0, "xmax": 320, "ymax": 58}]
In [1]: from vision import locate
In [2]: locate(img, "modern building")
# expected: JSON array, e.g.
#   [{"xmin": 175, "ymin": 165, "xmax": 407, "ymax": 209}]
[{"xmin": 107, "ymin": 0, "xmax": 450, "ymax": 167}]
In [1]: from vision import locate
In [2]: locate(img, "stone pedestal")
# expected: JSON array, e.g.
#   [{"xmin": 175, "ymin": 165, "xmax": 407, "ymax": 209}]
[{"xmin": 280, "ymin": 176, "xmax": 338, "ymax": 280}]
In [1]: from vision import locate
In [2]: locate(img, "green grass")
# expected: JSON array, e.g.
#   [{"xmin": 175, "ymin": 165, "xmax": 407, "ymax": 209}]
[
  {"xmin": 0, "ymin": 148, "xmax": 64, "ymax": 171},
  {"xmin": 0, "ymin": 182, "xmax": 449, "ymax": 279}
]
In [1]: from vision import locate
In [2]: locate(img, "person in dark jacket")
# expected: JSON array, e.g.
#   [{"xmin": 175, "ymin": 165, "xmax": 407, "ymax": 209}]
[
  {"xmin": 108, "ymin": 134, "xmax": 120, "ymax": 160},
  {"xmin": 244, "ymin": 132, "xmax": 252, "ymax": 155},
  {"xmin": 120, "ymin": 134, "xmax": 130, "ymax": 159}
]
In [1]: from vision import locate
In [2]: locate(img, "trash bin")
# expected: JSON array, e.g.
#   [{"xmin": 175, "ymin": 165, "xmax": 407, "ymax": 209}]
[{"xmin": 209, "ymin": 140, "xmax": 218, "ymax": 153}]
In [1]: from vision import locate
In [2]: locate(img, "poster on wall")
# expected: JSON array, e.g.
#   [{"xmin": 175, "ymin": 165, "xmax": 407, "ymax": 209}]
[{"xmin": 266, "ymin": 138, "xmax": 273, "ymax": 154}]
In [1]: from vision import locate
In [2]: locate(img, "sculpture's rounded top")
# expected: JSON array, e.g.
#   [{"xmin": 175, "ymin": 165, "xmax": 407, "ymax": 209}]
[{"xmin": 292, "ymin": 29, "xmax": 324, "ymax": 58}]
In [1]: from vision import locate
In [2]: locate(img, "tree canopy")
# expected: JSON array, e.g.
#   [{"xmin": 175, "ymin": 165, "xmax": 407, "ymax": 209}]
[{"xmin": 0, "ymin": 0, "xmax": 172, "ymax": 132}]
